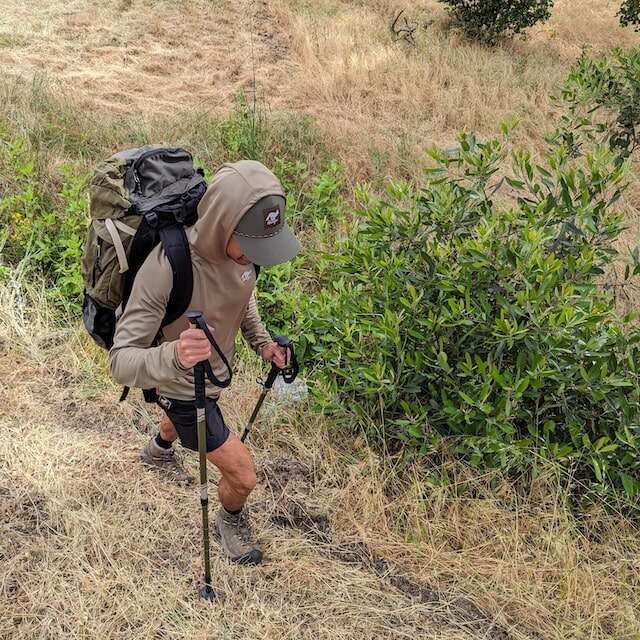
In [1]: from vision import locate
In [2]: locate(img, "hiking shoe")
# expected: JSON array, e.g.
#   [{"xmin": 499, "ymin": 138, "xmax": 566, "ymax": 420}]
[
  {"xmin": 139, "ymin": 437, "xmax": 194, "ymax": 485},
  {"xmin": 214, "ymin": 506, "xmax": 263, "ymax": 566}
]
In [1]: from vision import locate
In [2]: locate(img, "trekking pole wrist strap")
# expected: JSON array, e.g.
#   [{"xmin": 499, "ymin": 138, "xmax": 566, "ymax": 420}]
[
  {"xmin": 186, "ymin": 311, "xmax": 233, "ymax": 389},
  {"xmin": 273, "ymin": 335, "xmax": 299, "ymax": 384}
]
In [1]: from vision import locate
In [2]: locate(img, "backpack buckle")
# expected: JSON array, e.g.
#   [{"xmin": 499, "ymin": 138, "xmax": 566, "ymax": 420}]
[{"xmin": 145, "ymin": 211, "xmax": 159, "ymax": 228}]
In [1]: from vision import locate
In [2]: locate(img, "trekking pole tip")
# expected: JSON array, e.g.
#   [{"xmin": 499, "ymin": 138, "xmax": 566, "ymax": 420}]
[{"xmin": 200, "ymin": 583, "xmax": 216, "ymax": 601}]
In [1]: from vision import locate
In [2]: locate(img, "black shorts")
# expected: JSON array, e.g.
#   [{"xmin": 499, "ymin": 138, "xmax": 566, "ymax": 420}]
[{"xmin": 159, "ymin": 396, "xmax": 230, "ymax": 453}]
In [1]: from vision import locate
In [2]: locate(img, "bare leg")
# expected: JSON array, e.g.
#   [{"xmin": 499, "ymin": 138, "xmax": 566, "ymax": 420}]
[
  {"xmin": 159, "ymin": 413, "xmax": 178, "ymax": 443},
  {"xmin": 207, "ymin": 433, "xmax": 256, "ymax": 512}
]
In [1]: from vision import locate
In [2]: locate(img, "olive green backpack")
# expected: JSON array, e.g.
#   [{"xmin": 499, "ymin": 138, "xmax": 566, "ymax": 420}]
[{"xmin": 81, "ymin": 145, "xmax": 206, "ymax": 353}]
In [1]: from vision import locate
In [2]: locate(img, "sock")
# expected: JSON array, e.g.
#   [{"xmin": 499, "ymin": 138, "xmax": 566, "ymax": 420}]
[
  {"xmin": 155, "ymin": 433, "xmax": 173, "ymax": 450},
  {"xmin": 224, "ymin": 506, "xmax": 243, "ymax": 516}
]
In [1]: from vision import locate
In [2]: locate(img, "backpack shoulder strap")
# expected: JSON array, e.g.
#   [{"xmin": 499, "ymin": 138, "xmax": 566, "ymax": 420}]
[
  {"xmin": 120, "ymin": 227, "xmax": 191, "ymax": 405},
  {"xmin": 159, "ymin": 225, "xmax": 193, "ymax": 327}
]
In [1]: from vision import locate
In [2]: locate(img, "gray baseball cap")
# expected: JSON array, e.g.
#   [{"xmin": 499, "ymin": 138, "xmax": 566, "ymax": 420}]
[{"xmin": 233, "ymin": 195, "xmax": 301, "ymax": 266}]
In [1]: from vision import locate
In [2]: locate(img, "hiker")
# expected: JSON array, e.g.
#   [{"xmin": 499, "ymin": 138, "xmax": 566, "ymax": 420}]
[{"xmin": 109, "ymin": 160, "xmax": 300, "ymax": 566}]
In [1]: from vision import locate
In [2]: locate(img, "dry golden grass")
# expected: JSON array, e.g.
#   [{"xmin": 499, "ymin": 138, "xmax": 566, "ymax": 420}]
[
  {"xmin": 1, "ymin": 280, "xmax": 639, "ymax": 639},
  {"xmin": 274, "ymin": 0, "xmax": 639, "ymax": 175},
  {"xmin": 0, "ymin": 0, "xmax": 293, "ymax": 118},
  {"xmin": 1, "ymin": 0, "xmax": 637, "ymax": 174},
  {"xmin": 272, "ymin": 0, "xmax": 640, "ymax": 309}
]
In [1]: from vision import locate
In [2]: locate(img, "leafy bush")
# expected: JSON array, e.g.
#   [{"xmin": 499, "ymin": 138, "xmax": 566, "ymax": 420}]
[
  {"xmin": 439, "ymin": 0, "xmax": 554, "ymax": 45},
  {"xmin": 555, "ymin": 47, "xmax": 640, "ymax": 160},
  {"xmin": 0, "ymin": 131, "xmax": 88, "ymax": 306},
  {"xmin": 619, "ymin": 0, "xmax": 640, "ymax": 30},
  {"xmin": 294, "ymin": 131, "xmax": 640, "ymax": 501},
  {"xmin": 257, "ymin": 160, "xmax": 346, "ymax": 354}
]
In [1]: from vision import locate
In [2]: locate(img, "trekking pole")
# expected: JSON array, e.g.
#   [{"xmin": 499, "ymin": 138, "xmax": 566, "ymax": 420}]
[
  {"xmin": 241, "ymin": 335, "xmax": 299, "ymax": 443},
  {"xmin": 186, "ymin": 310, "xmax": 216, "ymax": 602}
]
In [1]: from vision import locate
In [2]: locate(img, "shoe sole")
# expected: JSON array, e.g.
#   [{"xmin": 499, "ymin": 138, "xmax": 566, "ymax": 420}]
[{"xmin": 234, "ymin": 549, "xmax": 263, "ymax": 566}]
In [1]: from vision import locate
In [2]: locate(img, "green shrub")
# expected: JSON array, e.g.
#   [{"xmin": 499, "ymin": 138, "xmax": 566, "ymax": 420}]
[
  {"xmin": 295, "ymin": 131, "xmax": 640, "ymax": 501},
  {"xmin": 0, "ymin": 131, "xmax": 88, "ymax": 307},
  {"xmin": 555, "ymin": 47, "xmax": 640, "ymax": 160},
  {"xmin": 619, "ymin": 0, "xmax": 640, "ymax": 30},
  {"xmin": 439, "ymin": 0, "xmax": 554, "ymax": 45},
  {"xmin": 256, "ymin": 160, "xmax": 346, "ymax": 351}
]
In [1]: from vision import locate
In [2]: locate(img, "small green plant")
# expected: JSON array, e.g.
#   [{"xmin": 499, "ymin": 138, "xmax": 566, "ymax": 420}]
[
  {"xmin": 0, "ymin": 32, "xmax": 24, "ymax": 47},
  {"xmin": 218, "ymin": 93, "xmax": 267, "ymax": 161},
  {"xmin": 619, "ymin": 0, "xmax": 640, "ymax": 30},
  {"xmin": 439, "ymin": 0, "xmax": 555, "ymax": 45}
]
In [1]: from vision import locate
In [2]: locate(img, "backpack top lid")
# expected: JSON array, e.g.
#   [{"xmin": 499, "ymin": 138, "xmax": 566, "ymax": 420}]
[
  {"xmin": 89, "ymin": 146, "xmax": 203, "ymax": 221},
  {"xmin": 119, "ymin": 146, "xmax": 199, "ymax": 201}
]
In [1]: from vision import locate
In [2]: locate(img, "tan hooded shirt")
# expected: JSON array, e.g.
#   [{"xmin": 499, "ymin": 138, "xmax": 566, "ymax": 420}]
[{"xmin": 109, "ymin": 161, "xmax": 279, "ymax": 400}]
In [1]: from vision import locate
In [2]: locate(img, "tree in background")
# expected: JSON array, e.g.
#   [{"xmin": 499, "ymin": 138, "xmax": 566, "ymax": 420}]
[
  {"xmin": 619, "ymin": 0, "xmax": 640, "ymax": 31},
  {"xmin": 439, "ymin": 0, "xmax": 555, "ymax": 45}
]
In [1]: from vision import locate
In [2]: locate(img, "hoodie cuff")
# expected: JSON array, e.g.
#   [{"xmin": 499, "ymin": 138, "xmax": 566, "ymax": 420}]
[
  {"xmin": 256, "ymin": 333, "xmax": 277, "ymax": 358},
  {"xmin": 172, "ymin": 341, "xmax": 190, "ymax": 373}
]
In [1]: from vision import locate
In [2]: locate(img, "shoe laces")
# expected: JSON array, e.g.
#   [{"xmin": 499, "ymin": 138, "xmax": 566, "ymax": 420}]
[
  {"xmin": 235, "ymin": 509, "xmax": 253, "ymax": 543},
  {"xmin": 157, "ymin": 447, "xmax": 176, "ymax": 462}
]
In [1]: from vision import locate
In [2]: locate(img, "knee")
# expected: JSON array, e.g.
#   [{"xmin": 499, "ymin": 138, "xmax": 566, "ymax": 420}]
[{"xmin": 231, "ymin": 468, "xmax": 257, "ymax": 497}]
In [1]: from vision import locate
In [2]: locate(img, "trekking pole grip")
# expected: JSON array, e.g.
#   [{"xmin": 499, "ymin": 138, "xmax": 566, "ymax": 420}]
[
  {"xmin": 262, "ymin": 335, "xmax": 292, "ymax": 390},
  {"xmin": 186, "ymin": 310, "xmax": 206, "ymax": 408},
  {"xmin": 273, "ymin": 335, "xmax": 299, "ymax": 384}
]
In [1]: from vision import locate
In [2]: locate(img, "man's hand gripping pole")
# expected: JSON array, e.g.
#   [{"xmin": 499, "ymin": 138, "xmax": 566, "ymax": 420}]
[{"xmin": 240, "ymin": 336, "xmax": 299, "ymax": 444}]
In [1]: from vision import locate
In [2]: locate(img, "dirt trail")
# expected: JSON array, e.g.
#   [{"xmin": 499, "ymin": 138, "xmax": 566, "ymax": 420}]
[
  {"xmin": 0, "ymin": 339, "xmax": 514, "ymax": 640},
  {"xmin": 0, "ymin": 0, "xmax": 292, "ymax": 117}
]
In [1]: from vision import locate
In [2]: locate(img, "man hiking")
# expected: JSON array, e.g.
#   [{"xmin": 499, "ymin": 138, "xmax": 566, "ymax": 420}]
[{"xmin": 109, "ymin": 160, "xmax": 300, "ymax": 566}]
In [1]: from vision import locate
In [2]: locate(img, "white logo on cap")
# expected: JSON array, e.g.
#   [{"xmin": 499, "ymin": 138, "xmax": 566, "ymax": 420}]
[{"xmin": 265, "ymin": 208, "xmax": 281, "ymax": 227}]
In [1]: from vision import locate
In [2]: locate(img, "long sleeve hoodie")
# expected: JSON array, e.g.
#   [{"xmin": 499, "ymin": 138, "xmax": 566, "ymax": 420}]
[{"xmin": 109, "ymin": 160, "xmax": 279, "ymax": 400}]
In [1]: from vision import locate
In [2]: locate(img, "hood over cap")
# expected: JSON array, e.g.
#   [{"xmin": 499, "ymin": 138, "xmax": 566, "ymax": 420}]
[{"xmin": 190, "ymin": 160, "xmax": 285, "ymax": 264}]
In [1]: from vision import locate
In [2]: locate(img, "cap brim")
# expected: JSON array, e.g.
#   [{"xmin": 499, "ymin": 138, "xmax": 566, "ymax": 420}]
[{"xmin": 233, "ymin": 224, "xmax": 301, "ymax": 267}]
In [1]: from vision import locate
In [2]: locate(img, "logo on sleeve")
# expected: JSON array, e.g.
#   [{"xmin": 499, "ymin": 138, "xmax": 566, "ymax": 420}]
[
  {"xmin": 264, "ymin": 207, "xmax": 281, "ymax": 229},
  {"xmin": 241, "ymin": 269, "xmax": 253, "ymax": 283}
]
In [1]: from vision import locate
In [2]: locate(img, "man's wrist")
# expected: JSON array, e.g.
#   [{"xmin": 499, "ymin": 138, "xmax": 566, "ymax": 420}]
[
  {"xmin": 172, "ymin": 341, "xmax": 190, "ymax": 372},
  {"xmin": 258, "ymin": 338, "xmax": 273, "ymax": 356}
]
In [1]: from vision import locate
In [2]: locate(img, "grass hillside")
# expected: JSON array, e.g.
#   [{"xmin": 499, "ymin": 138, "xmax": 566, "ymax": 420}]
[{"xmin": 1, "ymin": 1, "xmax": 640, "ymax": 639}]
